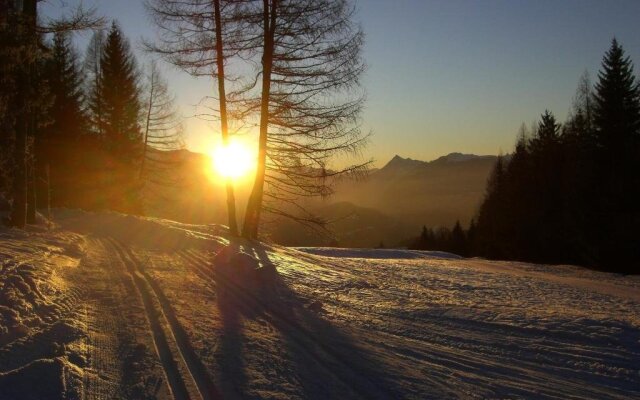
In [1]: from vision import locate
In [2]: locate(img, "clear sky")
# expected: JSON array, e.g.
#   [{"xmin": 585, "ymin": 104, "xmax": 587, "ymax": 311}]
[{"xmin": 41, "ymin": 0, "xmax": 640, "ymax": 166}]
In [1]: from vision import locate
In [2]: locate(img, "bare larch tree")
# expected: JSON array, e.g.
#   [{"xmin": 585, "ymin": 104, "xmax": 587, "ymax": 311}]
[
  {"xmin": 239, "ymin": 0, "xmax": 369, "ymax": 239},
  {"xmin": 145, "ymin": 0, "xmax": 255, "ymax": 236},
  {"xmin": 139, "ymin": 61, "xmax": 186, "ymax": 214}
]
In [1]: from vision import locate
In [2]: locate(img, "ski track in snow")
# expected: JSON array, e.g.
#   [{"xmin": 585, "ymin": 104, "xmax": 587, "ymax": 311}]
[{"xmin": 0, "ymin": 209, "xmax": 639, "ymax": 399}]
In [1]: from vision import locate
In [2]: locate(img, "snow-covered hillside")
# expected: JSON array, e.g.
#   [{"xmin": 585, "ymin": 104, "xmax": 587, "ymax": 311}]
[{"xmin": 1, "ymin": 210, "xmax": 639, "ymax": 399}]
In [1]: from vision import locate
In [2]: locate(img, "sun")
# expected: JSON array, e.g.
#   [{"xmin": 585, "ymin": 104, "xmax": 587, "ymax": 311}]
[{"xmin": 211, "ymin": 140, "xmax": 255, "ymax": 180}]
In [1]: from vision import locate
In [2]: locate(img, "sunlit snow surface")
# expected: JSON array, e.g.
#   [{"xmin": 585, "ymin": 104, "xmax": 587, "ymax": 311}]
[{"xmin": 1, "ymin": 210, "xmax": 639, "ymax": 399}]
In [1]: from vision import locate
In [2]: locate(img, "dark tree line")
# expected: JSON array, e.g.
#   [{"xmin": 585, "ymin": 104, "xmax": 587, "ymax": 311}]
[
  {"xmin": 409, "ymin": 220, "xmax": 472, "ymax": 257},
  {"xmin": 411, "ymin": 39, "xmax": 639, "ymax": 274},
  {"xmin": 1, "ymin": 6, "xmax": 182, "ymax": 224}
]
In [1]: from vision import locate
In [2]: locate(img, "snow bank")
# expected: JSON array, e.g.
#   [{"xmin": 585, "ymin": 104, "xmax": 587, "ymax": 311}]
[
  {"xmin": 0, "ymin": 226, "xmax": 86, "ymax": 399},
  {"xmin": 0, "ymin": 357, "xmax": 82, "ymax": 400},
  {"xmin": 0, "ymin": 228, "xmax": 82, "ymax": 341},
  {"xmin": 294, "ymin": 247, "xmax": 463, "ymax": 260},
  {"xmin": 53, "ymin": 208, "xmax": 227, "ymax": 250}
]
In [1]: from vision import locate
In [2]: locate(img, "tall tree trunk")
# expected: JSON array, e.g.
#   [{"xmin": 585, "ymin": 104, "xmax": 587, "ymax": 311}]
[
  {"xmin": 45, "ymin": 163, "xmax": 51, "ymax": 226},
  {"xmin": 26, "ymin": 151, "xmax": 36, "ymax": 224},
  {"xmin": 242, "ymin": 0, "xmax": 277, "ymax": 239},
  {"xmin": 214, "ymin": 0, "xmax": 239, "ymax": 236},
  {"xmin": 10, "ymin": 109, "xmax": 27, "ymax": 228},
  {"xmin": 10, "ymin": 0, "xmax": 36, "ymax": 228},
  {"xmin": 139, "ymin": 68, "xmax": 154, "ymax": 181}
]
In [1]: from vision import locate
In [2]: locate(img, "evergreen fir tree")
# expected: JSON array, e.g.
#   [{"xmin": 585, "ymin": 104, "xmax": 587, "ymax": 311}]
[
  {"xmin": 450, "ymin": 220, "xmax": 466, "ymax": 256},
  {"xmin": 593, "ymin": 38, "xmax": 640, "ymax": 151},
  {"xmin": 475, "ymin": 155, "xmax": 507, "ymax": 258},
  {"xmin": 89, "ymin": 22, "xmax": 143, "ymax": 213},
  {"xmin": 530, "ymin": 111, "xmax": 564, "ymax": 262},
  {"xmin": 592, "ymin": 38, "xmax": 640, "ymax": 271},
  {"xmin": 533, "ymin": 110, "xmax": 561, "ymax": 148},
  {"xmin": 39, "ymin": 31, "xmax": 88, "ymax": 205},
  {"xmin": 85, "ymin": 30, "xmax": 106, "ymax": 137},
  {"xmin": 420, "ymin": 225, "xmax": 429, "ymax": 247},
  {"xmin": 95, "ymin": 22, "xmax": 141, "ymax": 160},
  {"xmin": 46, "ymin": 32, "xmax": 87, "ymax": 143}
]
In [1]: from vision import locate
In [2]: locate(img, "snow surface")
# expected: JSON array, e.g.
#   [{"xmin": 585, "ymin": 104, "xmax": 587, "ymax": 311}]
[
  {"xmin": 1, "ymin": 209, "xmax": 639, "ymax": 399},
  {"xmin": 295, "ymin": 247, "xmax": 462, "ymax": 260}
]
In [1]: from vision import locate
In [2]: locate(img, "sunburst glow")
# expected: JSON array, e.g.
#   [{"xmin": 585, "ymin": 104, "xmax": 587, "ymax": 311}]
[{"xmin": 211, "ymin": 140, "xmax": 255, "ymax": 180}]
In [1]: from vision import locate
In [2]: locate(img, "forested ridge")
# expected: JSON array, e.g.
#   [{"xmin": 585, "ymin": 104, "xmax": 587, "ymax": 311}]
[
  {"xmin": 0, "ymin": 10, "xmax": 183, "ymax": 218},
  {"xmin": 411, "ymin": 39, "xmax": 640, "ymax": 273}
]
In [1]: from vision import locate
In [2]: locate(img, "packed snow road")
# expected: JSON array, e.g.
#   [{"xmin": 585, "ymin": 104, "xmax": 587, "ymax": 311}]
[{"xmin": 1, "ymin": 210, "xmax": 639, "ymax": 399}]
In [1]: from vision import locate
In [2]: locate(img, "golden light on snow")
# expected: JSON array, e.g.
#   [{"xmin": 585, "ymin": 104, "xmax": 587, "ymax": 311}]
[{"xmin": 211, "ymin": 140, "xmax": 255, "ymax": 180}]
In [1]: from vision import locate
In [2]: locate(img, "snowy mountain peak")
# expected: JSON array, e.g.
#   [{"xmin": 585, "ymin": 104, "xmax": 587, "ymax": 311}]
[
  {"xmin": 382, "ymin": 153, "xmax": 492, "ymax": 172},
  {"xmin": 382, "ymin": 155, "xmax": 424, "ymax": 171},
  {"xmin": 436, "ymin": 152, "xmax": 482, "ymax": 163}
]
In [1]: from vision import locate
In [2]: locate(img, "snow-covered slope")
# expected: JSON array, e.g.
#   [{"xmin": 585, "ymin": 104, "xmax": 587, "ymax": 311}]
[{"xmin": 1, "ymin": 210, "xmax": 639, "ymax": 399}]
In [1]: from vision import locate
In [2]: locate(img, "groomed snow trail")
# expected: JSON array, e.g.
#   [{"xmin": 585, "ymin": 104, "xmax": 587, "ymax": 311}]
[
  {"xmin": 108, "ymin": 238, "xmax": 220, "ymax": 400},
  {"xmin": 1, "ymin": 210, "xmax": 639, "ymax": 399}
]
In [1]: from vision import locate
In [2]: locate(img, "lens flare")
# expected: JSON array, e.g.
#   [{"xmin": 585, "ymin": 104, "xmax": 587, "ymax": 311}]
[{"xmin": 211, "ymin": 140, "xmax": 254, "ymax": 180}]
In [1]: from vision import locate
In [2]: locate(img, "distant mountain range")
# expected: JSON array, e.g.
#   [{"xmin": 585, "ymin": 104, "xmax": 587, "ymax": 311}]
[
  {"xmin": 333, "ymin": 153, "xmax": 497, "ymax": 225},
  {"xmin": 269, "ymin": 153, "xmax": 498, "ymax": 247}
]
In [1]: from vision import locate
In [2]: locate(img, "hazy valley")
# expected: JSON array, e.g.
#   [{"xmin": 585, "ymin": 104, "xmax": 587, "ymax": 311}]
[{"xmin": 145, "ymin": 151, "xmax": 497, "ymax": 247}]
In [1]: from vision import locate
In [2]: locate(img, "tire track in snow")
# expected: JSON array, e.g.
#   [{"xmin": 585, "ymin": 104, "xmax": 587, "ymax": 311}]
[
  {"xmin": 110, "ymin": 240, "xmax": 221, "ymax": 400},
  {"xmin": 177, "ymin": 250, "xmax": 216, "ymax": 289},
  {"xmin": 80, "ymin": 239, "xmax": 124, "ymax": 400},
  {"xmin": 103, "ymin": 239, "xmax": 192, "ymax": 400}
]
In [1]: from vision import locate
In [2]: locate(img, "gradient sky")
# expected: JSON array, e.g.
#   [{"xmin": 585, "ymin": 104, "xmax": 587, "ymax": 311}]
[{"xmin": 41, "ymin": 0, "xmax": 640, "ymax": 167}]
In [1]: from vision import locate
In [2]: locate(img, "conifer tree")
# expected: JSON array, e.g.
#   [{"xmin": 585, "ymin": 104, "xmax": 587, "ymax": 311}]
[
  {"xmin": 593, "ymin": 38, "xmax": 640, "ymax": 151},
  {"xmin": 2, "ymin": 1, "xmax": 100, "ymax": 226},
  {"xmin": 475, "ymin": 155, "xmax": 506, "ymax": 258},
  {"xmin": 0, "ymin": 1, "xmax": 19, "ymax": 201},
  {"xmin": 8, "ymin": 0, "xmax": 38, "ymax": 227},
  {"xmin": 530, "ymin": 111, "xmax": 564, "ymax": 261},
  {"xmin": 85, "ymin": 30, "xmax": 106, "ymax": 137},
  {"xmin": 592, "ymin": 38, "xmax": 640, "ymax": 270},
  {"xmin": 39, "ymin": 31, "xmax": 87, "ymax": 205},
  {"xmin": 47, "ymin": 32, "xmax": 87, "ymax": 142},
  {"xmin": 561, "ymin": 75, "xmax": 599, "ymax": 265},
  {"xmin": 89, "ymin": 22, "xmax": 142, "ymax": 213},
  {"xmin": 95, "ymin": 22, "xmax": 142, "ymax": 160},
  {"xmin": 450, "ymin": 220, "xmax": 466, "ymax": 256}
]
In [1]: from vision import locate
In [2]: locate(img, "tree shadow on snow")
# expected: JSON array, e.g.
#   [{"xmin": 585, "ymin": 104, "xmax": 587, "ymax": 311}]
[
  {"xmin": 212, "ymin": 241, "xmax": 403, "ymax": 400},
  {"xmin": 214, "ymin": 265, "xmax": 263, "ymax": 399}
]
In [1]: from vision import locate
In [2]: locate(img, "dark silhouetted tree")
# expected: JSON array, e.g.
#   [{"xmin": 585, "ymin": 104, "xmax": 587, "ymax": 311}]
[
  {"xmin": 39, "ymin": 31, "xmax": 88, "ymax": 206},
  {"xmin": 450, "ymin": 220, "xmax": 466, "ymax": 256},
  {"xmin": 475, "ymin": 155, "xmax": 507, "ymax": 258},
  {"xmin": 473, "ymin": 39, "xmax": 640, "ymax": 273},
  {"xmin": 88, "ymin": 22, "xmax": 142, "ymax": 212},
  {"xmin": 2, "ymin": 1, "xmax": 101, "ymax": 227},
  {"xmin": 7, "ymin": 0, "xmax": 38, "ymax": 227},
  {"xmin": 591, "ymin": 38, "xmax": 640, "ymax": 270},
  {"xmin": 85, "ymin": 29, "xmax": 106, "ymax": 137},
  {"xmin": 97, "ymin": 22, "xmax": 142, "ymax": 158}
]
